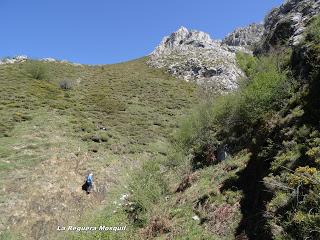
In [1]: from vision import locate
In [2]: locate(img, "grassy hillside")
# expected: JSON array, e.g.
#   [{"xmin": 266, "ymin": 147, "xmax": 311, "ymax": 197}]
[{"xmin": 0, "ymin": 58, "xmax": 199, "ymax": 239}]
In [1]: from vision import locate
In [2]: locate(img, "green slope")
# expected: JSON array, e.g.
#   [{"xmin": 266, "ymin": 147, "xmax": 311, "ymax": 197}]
[{"xmin": 0, "ymin": 58, "xmax": 199, "ymax": 239}]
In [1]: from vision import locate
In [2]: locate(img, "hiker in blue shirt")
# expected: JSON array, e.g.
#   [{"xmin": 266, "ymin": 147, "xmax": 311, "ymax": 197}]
[{"xmin": 85, "ymin": 173, "xmax": 93, "ymax": 194}]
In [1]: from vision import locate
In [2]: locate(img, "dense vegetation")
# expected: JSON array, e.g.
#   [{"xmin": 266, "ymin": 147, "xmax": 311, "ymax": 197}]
[{"xmin": 89, "ymin": 16, "xmax": 320, "ymax": 240}]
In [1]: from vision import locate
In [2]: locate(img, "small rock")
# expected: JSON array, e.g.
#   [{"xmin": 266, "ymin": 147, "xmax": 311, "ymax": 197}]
[
  {"xmin": 120, "ymin": 193, "xmax": 128, "ymax": 201},
  {"xmin": 192, "ymin": 215, "xmax": 200, "ymax": 221}
]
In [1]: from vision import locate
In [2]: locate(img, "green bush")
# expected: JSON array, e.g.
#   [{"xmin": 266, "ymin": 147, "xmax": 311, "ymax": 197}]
[
  {"xmin": 126, "ymin": 159, "xmax": 169, "ymax": 227},
  {"xmin": 174, "ymin": 100, "xmax": 216, "ymax": 152},
  {"xmin": 91, "ymin": 94, "xmax": 126, "ymax": 114},
  {"xmin": 239, "ymin": 67, "xmax": 288, "ymax": 122},
  {"xmin": 24, "ymin": 61, "xmax": 49, "ymax": 80},
  {"xmin": 305, "ymin": 15, "xmax": 320, "ymax": 45},
  {"xmin": 304, "ymin": 15, "xmax": 320, "ymax": 69},
  {"xmin": 236, "ymin": 52, "xmax": 258, "ymax": 77}
]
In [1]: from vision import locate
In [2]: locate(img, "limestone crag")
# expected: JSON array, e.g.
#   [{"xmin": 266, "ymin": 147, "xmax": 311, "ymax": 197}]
[
  {"xmin": 222, "ymin": 23, "xmax": 265, "ymax": 47},
  {"xmin": 261, "ymin": 0, "xmax": 320, "ymax": 50},
  {"xmin": 148, "ymin": 27, "xmax": 245, "ymax": 92}
]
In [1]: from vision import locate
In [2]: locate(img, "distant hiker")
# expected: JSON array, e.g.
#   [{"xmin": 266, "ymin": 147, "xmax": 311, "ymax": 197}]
[
  {"xmin": 82, "ymin": 173, "xmax": 94, "ymax": 194},
  {"xmin": 217, "ymin": 144, "xmax": 229, "ymax": 162}
]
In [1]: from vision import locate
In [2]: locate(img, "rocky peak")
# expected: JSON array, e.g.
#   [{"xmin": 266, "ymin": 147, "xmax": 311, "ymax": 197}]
[
  {"xmin": 152, "ymin": 27, "xmax": 219, "ymax": 57},
  {"xmin": 148, "ymin": 27, "xmax": 245, "ymax": 92},
  {"xmin": 222, "ymin": 23, "xmax": 265, "ymax": 47}
]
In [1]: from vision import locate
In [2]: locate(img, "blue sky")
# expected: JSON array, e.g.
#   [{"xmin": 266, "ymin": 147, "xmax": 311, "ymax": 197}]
[{"xmin": 0, "ymin": 0, "xmax": 283, "ymax": 64}]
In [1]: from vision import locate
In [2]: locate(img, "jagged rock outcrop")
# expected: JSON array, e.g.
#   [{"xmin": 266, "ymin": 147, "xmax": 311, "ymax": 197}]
[
  {"xmin": 148, "ymin": 27, "xmax": 245, "ymax": 92},
  {"xmin": 259, "ymin": 0, "xmax": 320, "ymax": 51},
  {"xmin": 0, "ymin": 55, "xmax": 28, "ymax": 64},
  {"xmin": 222, "ymin": 23, "xmax": 265, "ymax": 47}
]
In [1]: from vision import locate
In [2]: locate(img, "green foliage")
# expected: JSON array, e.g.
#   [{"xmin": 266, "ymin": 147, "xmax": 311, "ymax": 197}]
[
  {"xmin": 24, "ymin": 60, "xmax": 49, "ymax": 80},
  {"xmin": 2, "ymin": 16, "xmax": 319, "ymax": 239},
  {"xmin": 0, "ymin": 231, "xmax": 20, "ymax": 240},
  {"xmin": 287, "ymin": 166, "xmax": 318, "ymax": 187},
  {"xmin": 303, "ymin": 15, "xmax": 320, "ymax": 70},
  {"xmin": 240, "ymin": 69, "xmax": 287, "ymax": 122},
  {"xmin": 93, "ymin": 94, "xmax": 126, "ymax": 113},
  {"xmin": 236, "ymin": 52, "xmax": 258, "ymax": 77},
  {"xmin": 305, "ymin": 15, "xmax": 320, "ymax": 45},
  {"xmin": 267, "ymin": 191, "xmax": 290, "ymax": 213},
  {"xmin": 115, "ymin": 18, "xmax": 320, "ymax": 240},
  {"xmin": 272, "ymin": 28, "xmax": 320, "ymax": 239},
  {"xmin": 127, "ymin": 159, "xmax": 169, "ymax": 226},
  {"xmin": 237, "ymin": 51, "xmax": 293, "ymax": 122},
  {"xmin": 174, "ymin": 100, "xmax": 218, "ymax": 153},
  {"xmin": 271, "ymin": 147, "xmax": 301, "ymax": 171}
]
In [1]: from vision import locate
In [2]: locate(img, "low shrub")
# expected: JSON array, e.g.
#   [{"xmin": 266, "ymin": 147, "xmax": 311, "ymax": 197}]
[
  {"xmin": 59, "ymin": 79, "xmax": 74, "ymax": 90},
  {"xmin": 236, "ymin": 52, "xmax": 258, "ymax": 77},
  {"xmin": 24, "ymin": 61, "xmax": 49, "ymax": 80}
]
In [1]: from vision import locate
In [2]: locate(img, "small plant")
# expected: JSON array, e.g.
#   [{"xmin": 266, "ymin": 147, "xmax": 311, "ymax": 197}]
[
  {"xmin": 288, "ymin": 166, "xmax": 318, "ymax": 187},
  {"xmin": 94, "ymin": 95, "xmax": 126, "ymax": 113},
  {"xmin": 59, "ymin": 79, "xmax": 73, "ymax": 90}
]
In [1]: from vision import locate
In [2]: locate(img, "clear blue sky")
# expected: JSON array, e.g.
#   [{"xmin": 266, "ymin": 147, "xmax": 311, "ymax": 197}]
[{"xmin": 1, "ymin": 0, "xmax": 283, "ymax": 64}]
